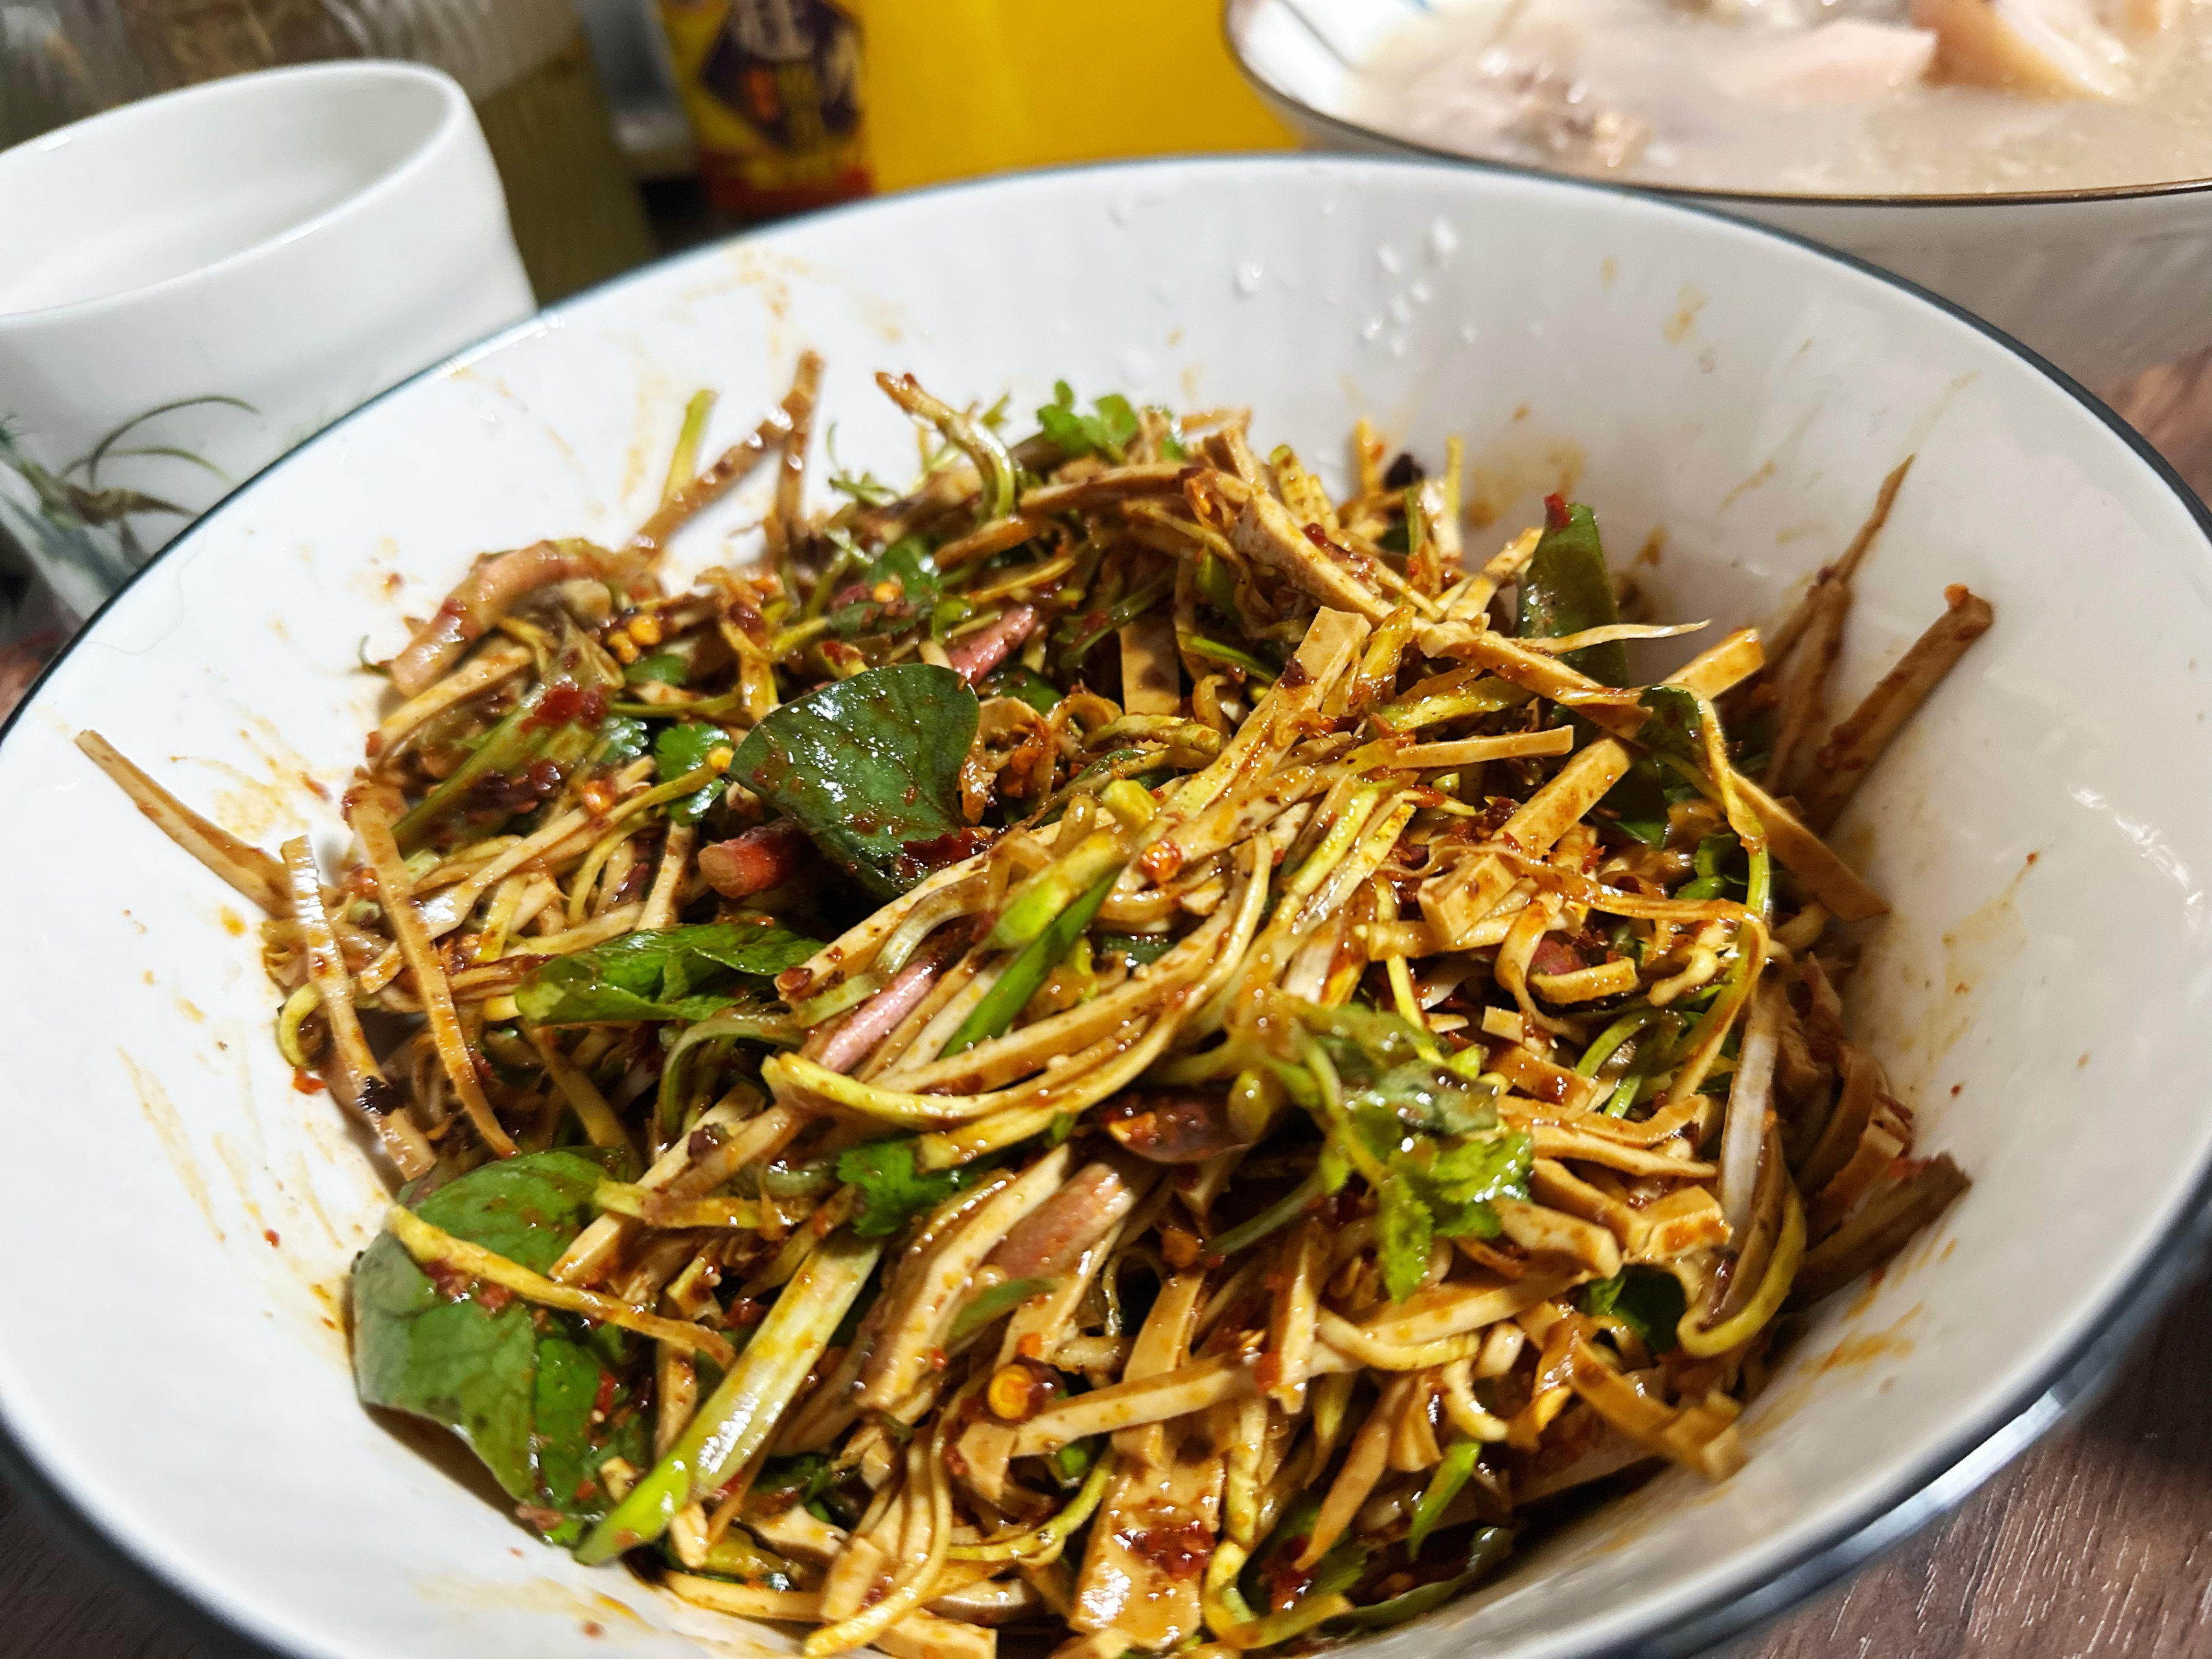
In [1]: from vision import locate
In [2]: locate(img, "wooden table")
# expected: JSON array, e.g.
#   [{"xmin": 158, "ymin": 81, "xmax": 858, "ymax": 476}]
[{"xmin": 5, "ymin": 251, "xmax": 2208, "ymax": 1659}]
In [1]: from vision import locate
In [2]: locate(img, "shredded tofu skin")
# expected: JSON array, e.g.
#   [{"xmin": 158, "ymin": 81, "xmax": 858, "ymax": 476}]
[{"xmin": 95, "ymin": 364, "xmax": 1980, "ymax": 1655}]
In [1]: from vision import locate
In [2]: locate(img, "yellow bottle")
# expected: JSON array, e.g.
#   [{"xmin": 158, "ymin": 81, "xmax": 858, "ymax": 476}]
[{"xmin": 856, "ymin": 0, "xmax": 1295, "ymax": 193}]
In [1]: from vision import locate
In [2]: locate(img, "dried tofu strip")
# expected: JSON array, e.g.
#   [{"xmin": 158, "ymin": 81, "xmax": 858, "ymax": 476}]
[
  {"xmin": 1420, "ymin": 740, "xmax": 1631, "ymax": 948},
  {"xmin": 1763, "ymin": 579, "xmax": 1849, "ymax": 794},
  {"xmin": 1729, "ymin": 774, "xmax": 1887, "ymax": 922},
  {"xmin": 282, "ymin": 838, "xmax": 432, "ymax": 1176},
  {"xmin": 76, "ymin": 732, "xmax": 288, "ymax": 916},
  {"xmin": 1665, "ymin": 629, "xmax": 1764, "ymax": 700},
  {"xmin": 1764, "ymin": 456, "xmax": 1913, "ymax": 669},
  {"xmin": 1114, "ymin": 1272, "xmax": 1207, "ymax": 1467},
  {"xmin": 665, "ymin": 1577, "xmax": 998, "ymax": 1659},
  {"xmin": 1411, "ymin": 623, "xmax": 1646, "ymax": 737},
  {"xmin": 371, "ymin": 640, "xmax": 531, "ymax": 759},
  {"xmin": 1448, "ymin": 525, "xmax": 1541, "ymax": 622},
  {"xmin": 1073, "ymin": 1450, "xmax": 1223, "ymax": 1649},
  {"xmin": 1227, "ymin": 491, "xmax": 1396, "ymax": 624},
  {"xmin": 1797, "ymin": 585, "xmax": 1992, "ymax": 832},
  {"xmin": 1565, "ymin": 1337, "xmax": 1744, "ymax": 1480},
  {"xmin": 354, "ymin": 798, "xmax": 514, "ymax": 1157},
  {"xmin": 860, "ymin": 1148, "xmax": 1074, "ymax": 1410},
  {"xmin": 1394, "ymin": 726, "xmax": 1574, "ymax": 769},
  {"xmin": 1298, "ymin": 1376, "xmax": 1410, "ymax": 1567}
]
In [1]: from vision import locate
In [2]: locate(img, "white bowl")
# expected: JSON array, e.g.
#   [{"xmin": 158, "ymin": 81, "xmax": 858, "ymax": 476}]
[
  {"xmin": 3, "ymin": 156, "xmax": 2210, "ymax": 1659},
  {"xmin": 0, "ymin": 62, "xmax": 534, "ymax": 618},
  {"xmin": 1226, "ymin": 0, "xmax": 2212, "ymax": 388}
]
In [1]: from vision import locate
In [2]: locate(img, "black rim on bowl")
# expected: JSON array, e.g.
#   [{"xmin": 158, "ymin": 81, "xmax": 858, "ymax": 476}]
[
  {"xmin": 1221, "ymin": 0, "xmax": 2212, "ymax": 211},
  {"xmin": 3, "ymin": 151, "xmax": 2210, "ymax": 1659}
]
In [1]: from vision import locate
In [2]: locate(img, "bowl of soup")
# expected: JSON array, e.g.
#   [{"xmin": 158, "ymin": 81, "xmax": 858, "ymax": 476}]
[{"xmin": 1227, "ymin": 0, "xmax": 2212, "ymax": 384}]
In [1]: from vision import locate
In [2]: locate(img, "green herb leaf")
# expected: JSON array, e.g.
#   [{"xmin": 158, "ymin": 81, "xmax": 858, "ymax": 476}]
[
  {"xmin": 827, "ymin": 537, "xmax": 942, "ymax": 639},
  {"xmin": 1298, "ymin": 1004, "xmax": 1499, "ymax": 1138},
  {"xmin": 353, "ymin": 1149, "xmax": 648, "ymax": 1545},
  {"xmin": 983, "ymin": 665, "xmax": 1063, "ymax": 716},
  {"xmin": 1580, "ymin": 1265, "xmax": 1688, "ymax": 1353},
  {"xmin": 1376, "ymin": 1179, "xmax": 1435, "ymax": 1303},
  {"xmin": 731, "ymin": 664, "xmax": 981, "ymax": 899},
  {"xmin": 627, "ymin": 651, "xmax": 689, "ymax": 686},
  {"xmin": 1600, "ymin": 753, "xmax": 1672, "ymax": 846},
  {"xmin": 753, "ymin": 1451, "xmax": 836, "ymax": 1510},
  {"xmin": 838, "ymin": 1137, "xmax": 989, "ymax": 1239},
  {"xmin": 594, "ymin": 714, "xmax": 652, "ymax": 767},
  {"xmin": 1635, "ymin": 684, "xmax": 1704, "ymax": 765},
  {"xmin": 654, "ymin": 722, "xmax": 728, "ymax": 825},
  {"xmin": 515, "ymin": 920, "xmax": 823, "ymax": 1026},
  {"xmin": 1036, "ymin": 382, "xmax": 1141, "ymax": 462},
  {"xmin": 1519, "ymin": 499, "xmax": 1628, "ymax": 686}
]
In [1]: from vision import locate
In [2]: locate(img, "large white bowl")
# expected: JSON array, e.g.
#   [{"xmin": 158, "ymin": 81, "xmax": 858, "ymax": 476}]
[
  {"xmin": 3, "ymin": 156, "xmax": 2211, "ymax": 1659},
  {"xmin": 1227, "ymin": 0, "xmax": 2212, "ymax": 388}
]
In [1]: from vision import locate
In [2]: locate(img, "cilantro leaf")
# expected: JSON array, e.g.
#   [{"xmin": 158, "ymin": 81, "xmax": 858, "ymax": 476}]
[
  {"xmin": 1035, "ymin": 382, "xmax": 1142, "ymax": 462},
  {"xmin": 594, "ymin": 714, "xmax": 652, "ymax": 767},
  {"xmin": 838, "ymin": 1137, "xmax": 989, "ymax": 1238},
  {"xmin": 1377, "ymin": 1179, "xmax": 1435, "ymax": 1303}
]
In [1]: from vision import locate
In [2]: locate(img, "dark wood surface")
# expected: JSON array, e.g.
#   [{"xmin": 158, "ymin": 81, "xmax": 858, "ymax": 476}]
[{"xmin": 6, "ymin": 191, "xmax": 2209, "ymax": 1656}]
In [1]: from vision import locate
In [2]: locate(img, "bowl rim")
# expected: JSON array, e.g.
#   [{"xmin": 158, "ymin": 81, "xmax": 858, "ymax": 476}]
[
  {"xmin": 1221, "ymin": 0, "xmax": 2212, "ymax": 210},
  {"xmin": 0, "ymin": 60, "xmax": 479, "ymax": 329},
  {"xmin": 5, "ymin": 150, "xmax": 2211, "ymax": 1659}
]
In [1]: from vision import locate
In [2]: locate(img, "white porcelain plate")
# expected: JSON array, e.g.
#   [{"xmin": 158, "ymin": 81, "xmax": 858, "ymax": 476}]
[{"xmin": 3, "ymin": 157, "xmax": 2210, "ymax": 1659}]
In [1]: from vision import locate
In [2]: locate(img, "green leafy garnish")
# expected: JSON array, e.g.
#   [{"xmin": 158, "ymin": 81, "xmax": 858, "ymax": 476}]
[
  {"xmin": 654, "ymin": 722, "xmax": 728, "ymax": 825},
  {"xmin": 1519, "ymin": 498, "xmax": 1628, "ymax": 686},
  {"xmin": 1635, "ymin": 684, "xmax": 1703, "ymax": 763},
  {"xmin": 983, "ymin": 664, "xmax": 1063, "ymax": 716},
  {"xmin": 730, "ymin": 664, "xmax": 981, "ymax": 899},
  {"xmin": 515, "ymin": 920, "xmax": 822, "ymax": 1026},
  {"xmin": 827, "ymin": 536, "xmax": 941, "ymax": 638},
  {"xmin": 594, "ymin": 714, "xmax": 652, "ymax": 767},
  {"xmin": 838, "ymin": 1137, "xmax": 990, "ymax": 1239},
  {"xmin": 353, "ymin": 1150, "xmax": 648, "ymax": 1545},
  {"xmin": 1377, "ymin": 1179, "xmax": 1435, "ymax": 1303},
  {"xmin": 1580, "ymin": 1265, "xmax": 1688, "ymax": 1352},
  {"xmin": 626, "ymin": 651, "xmax": 689, "ymax": 686},
  {"xmin": 1036, "ymin": 382, "xmax": 1140, "ymax": 462},
  {"xmin": 1289, "ymin": 1004, "xmax": 1532, "ymax": 1301}
]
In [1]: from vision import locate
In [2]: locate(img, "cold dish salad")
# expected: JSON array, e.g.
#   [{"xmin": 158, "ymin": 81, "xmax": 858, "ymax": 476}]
[{"xmin": 90, "ymin": 360, "xmax": 1985, "ymax": 1658}]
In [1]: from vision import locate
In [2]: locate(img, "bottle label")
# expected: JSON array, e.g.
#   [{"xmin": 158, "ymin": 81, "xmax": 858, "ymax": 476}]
[{"xmin": 661, "ymin": 0, "xmax": 871, "ymax": 218}]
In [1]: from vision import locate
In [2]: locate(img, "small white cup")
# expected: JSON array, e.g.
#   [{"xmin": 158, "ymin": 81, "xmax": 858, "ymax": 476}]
[{"xmin": 0, "ymin": 61, "xmax": 536, "ymax": 621}]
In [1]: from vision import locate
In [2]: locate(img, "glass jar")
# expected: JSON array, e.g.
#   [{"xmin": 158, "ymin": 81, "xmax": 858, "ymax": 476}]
[{"xmin": 0, "ymin": 0, "xmax": 656, "ymax": 301}]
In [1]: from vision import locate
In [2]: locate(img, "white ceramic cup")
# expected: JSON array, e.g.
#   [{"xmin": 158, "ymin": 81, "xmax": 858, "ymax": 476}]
[{"xmin": 0, "ymin": 60, "xmax": 535, "ymax": 621}]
